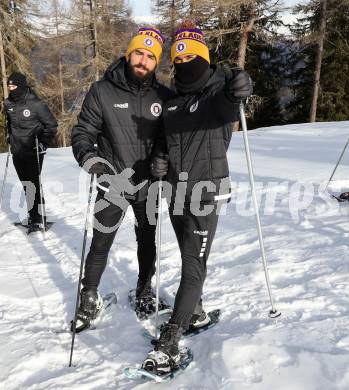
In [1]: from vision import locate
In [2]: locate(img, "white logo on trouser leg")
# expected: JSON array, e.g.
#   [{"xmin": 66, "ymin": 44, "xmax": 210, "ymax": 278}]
[{"xmin": 199, "ymin": 237, "xmax": 208, "ymax": 258}]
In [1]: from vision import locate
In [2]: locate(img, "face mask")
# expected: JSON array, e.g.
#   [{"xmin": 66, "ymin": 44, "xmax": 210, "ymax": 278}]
[
  {"xmin": 9, "ymin": 86, "xmax": 27, "ymax": 101},
  {"xmin": 174, "ymin": 56, "xmax": 209, "ymax": 85}
]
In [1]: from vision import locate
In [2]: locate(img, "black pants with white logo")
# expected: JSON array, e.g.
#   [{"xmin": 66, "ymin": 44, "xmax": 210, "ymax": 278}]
[
  {"xmin": 82, "ymin": 192, "xmax": 157, "ymax": 290},
  {"xmin": 12, "ymin": 154, "xmax": 44, "ymax": 222},
  {"xmin": 169, "ymin": 203, "xmax": 219, "ymax": 330}
]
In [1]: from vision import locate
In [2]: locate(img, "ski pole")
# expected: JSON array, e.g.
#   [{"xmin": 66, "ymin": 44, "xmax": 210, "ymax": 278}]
[
  {"xmin": 324, "ymin": 137, "xmax": 349, "ymax": 191},
  {"xmin": 0, "ymin": 146, "xmax": 11, "ymax": 210},
  {"xmin": 154, "ymin": 179, "xmax": 162, "ymax": 339},
  {"xmin": 35, "ymin": 137, "xmax": 46, "ymax": 237},
  {"xmin": 239, "ymin": 102, "xmax": 281, "ymax": 318},
  {"xmin": 69, "ymin": 173, "xmax": 95, "ymax": 367}
]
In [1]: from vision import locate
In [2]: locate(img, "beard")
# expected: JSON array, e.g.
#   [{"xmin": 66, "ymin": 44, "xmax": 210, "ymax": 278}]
[{"xmin": 129, "ymin": 62, "xmax": 154, "ymax": 80}]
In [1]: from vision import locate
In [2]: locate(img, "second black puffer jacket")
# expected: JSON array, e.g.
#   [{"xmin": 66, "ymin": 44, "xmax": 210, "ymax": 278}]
[
  {"xmin": 71, "ymin": 57, "xmax": 171, "ymax": 201},
  {"xmin": 4, "ymin": 89, "xmax": 57, "ymax": 158},
  {"xmin": 161, "ymin": 65, "xmax": 240, "ymax": 203}
]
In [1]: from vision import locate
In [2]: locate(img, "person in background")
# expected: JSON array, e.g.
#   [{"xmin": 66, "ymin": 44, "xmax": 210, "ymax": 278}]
[{"xmin": 4, "ymin": 72, "xmax": 57, "ymax": 232}]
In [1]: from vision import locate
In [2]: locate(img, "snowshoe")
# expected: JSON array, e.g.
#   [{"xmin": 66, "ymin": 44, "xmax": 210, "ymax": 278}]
[
  {"xmin": 331, "ymin": 191, "xmax": 349, "ymax": 202},
  {"xmin": 128, "ymin": 288, "xmax": 171, "ymax": 320},
  {"xmin": 183, "ymin": 308, "xmax": 221, "ymax": 336},
  {"xmin": 14, "ymin": 221, "xmax": 54, "ymax": 232},
  {"xmin": 142, "ymin": 323, "xmax": 184, "ymax": 376},
  {"xmin": 27, "ymin": 222, "xmax": 46, "ymax": 235},
  {"xmin": 124, "ymin": 347, "xmax": 193, "ymax": 383},
  {"xmin": 340, "ymin": 192, "xmax": 349, "ymax": 200},
  {"xmin": 144, "ymin": 309, "xmax": 221, "ymax": 343}
]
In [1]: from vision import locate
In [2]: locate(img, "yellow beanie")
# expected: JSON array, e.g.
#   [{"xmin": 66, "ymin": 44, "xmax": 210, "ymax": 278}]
[
  {"xmin": 126, "ymin": 27, "xmax": 165, "ymax": 65},
  {"xmin": 171, "ymin": 23, "xmax": 210, "ymax": 64}
]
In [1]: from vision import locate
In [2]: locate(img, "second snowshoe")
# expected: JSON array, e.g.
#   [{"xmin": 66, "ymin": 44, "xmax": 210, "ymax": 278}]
[
  {"xmin": 142, "ymin": 323, "xmax": 184, "ymax": 376},
  {"xmin": 124, "ymin": 348, "xmax": 193, "ymax": 383},
  {"xmin": 129, "ymin": 283, "xmax": 171, "ymax": 320},
  {"xmin": 183, "ymin": 308, "xmax": 221, "ymax": 336}
]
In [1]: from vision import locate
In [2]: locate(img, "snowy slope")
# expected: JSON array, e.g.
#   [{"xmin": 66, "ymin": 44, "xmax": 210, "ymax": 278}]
[{"xmin": 1, "ymin": 121, "xmax": 349, "ymax": 390}]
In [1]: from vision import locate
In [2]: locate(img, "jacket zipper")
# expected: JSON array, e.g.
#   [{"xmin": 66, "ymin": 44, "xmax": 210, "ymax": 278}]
[
  {"xmin": 207, "ymin": 129, "xmax": 212, "ymax": 179},
  {"xmin": 139, "ymin": 89, "xmax": 142, "ymax": 162}
]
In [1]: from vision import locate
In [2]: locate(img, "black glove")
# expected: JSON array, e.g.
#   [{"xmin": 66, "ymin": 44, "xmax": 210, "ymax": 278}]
[
  {"xmin": 151, "ymin": 154, "xmax": 169, "ymax": 178},
  {"xmin": 81, "ymin": 152, "xmax": 108, "ymax": 175},
  {"xmin": 34, "ymin": 141, "xmax": 48, "ymax": 154},
  {"xmin": 228, "ymin": 68, "xmax": 253, "ymax": 100}
]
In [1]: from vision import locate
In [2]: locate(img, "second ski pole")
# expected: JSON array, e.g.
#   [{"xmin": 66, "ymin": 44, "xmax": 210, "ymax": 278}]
[
  {"xmin": 69, "ymin": 173, "xmax": 95, "ymax": 367},
  {"xmin": 0, "ymin": 145, "xmax": 11, "ymax": 210},
  {"xmin": 239, "ymin": 102, "xmax": 281, "ymax": 319}
]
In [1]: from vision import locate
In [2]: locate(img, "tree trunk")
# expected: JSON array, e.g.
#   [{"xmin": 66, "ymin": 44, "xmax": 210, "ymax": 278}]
[
  {"xmin": 0, "ymin": 29, "xmax": 8, "ymax": 99},
  {"xmin": 189, "ymin": 0, "xmax": 197, "ymax": 16},
  {"xmin": 237, "ymin": 11, "xmax": 256, "ymax": 68},
  {"xmin": 233, "ymin": 6, "xmax": 256, "ymax": 131},
  {"xmin": 88, "ymin": 0, "xmax": 99, "ymax": 81},
  {"xmin": 58, "ymin": 59, "xmax": 66, "ymax": 147},
  {"xmin": 53, "ymin": 0, "xmax": 66, "ymax": 146},
  {"xmin": 309, "ymin": 0, "xmax": 327, "ymax": 123},
  {"xmin": 170, "ymin": 0, "xmax": 176, "ymax": 40}
]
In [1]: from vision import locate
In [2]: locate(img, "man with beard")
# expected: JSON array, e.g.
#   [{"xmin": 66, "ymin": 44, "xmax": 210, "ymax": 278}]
[
  {"xmin": 71, "ymin": 27, "xmax": 171, "ymax": 331},
  {"xmin": 142, "ymin": 21, "xmax": 253, "ymax": 375},
  {"xmin": 4, "ymin": 72, "xmax": 57, "ymax": 232}
]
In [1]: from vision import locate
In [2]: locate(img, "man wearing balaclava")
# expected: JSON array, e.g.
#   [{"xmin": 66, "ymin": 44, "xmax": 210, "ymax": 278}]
[
  {"xmin": 71, "ymin": 27, "xmax": 171, "ymax": 332},
  {"xmin": 143, "ymin": 21, "xmax": 253, "ymax": 375},
  {"xmin": 3, "ymin": 72, "xmax": 57, "ymax": 233}
]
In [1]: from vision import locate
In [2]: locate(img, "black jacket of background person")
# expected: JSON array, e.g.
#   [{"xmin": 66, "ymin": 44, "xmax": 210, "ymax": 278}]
[
  {"xmin": 71, "ymin": 57, "xmax": 171, "ymax": 202},
  {"xmin": 4, "ymin": 89, "xmax": 58, "ymax": 158},
  {"xmin": 161, "ymin": 65, "xmax": 240, "ymax": 204}
]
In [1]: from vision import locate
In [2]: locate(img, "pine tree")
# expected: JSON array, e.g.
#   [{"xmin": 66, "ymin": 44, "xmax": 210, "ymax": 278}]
[
  {"xmin": 207, "ymin": 1, "xmax": 285, "ymax": 129},
  {"xmin": 288, "ymin": 0, "xmax": 349, "ymax": 123},
  {"xmin": 0, "ymin": 0, "xmax": 36, "ymax": 151},
  {"xmin": 317, "ymin": 0, "xmax": 349, "ymax": 121},
  {"xmin": 30, "ymin": 0, "xmax": 132, "ymax": 147}
]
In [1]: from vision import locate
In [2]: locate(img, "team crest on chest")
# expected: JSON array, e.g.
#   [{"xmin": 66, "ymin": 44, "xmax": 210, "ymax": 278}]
[
  {"xmin": 150, "ymin": 103, "xmax": 162, "ymax": 117},
  {"xmin": 23, "ymin": 109, "xmax": 31, "ymax": 117}
]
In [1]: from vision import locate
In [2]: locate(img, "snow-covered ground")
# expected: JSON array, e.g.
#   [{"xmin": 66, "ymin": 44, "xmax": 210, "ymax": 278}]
[{"xmin": 1, "ymin": 121, "xmax": 349, "ymax": 390}]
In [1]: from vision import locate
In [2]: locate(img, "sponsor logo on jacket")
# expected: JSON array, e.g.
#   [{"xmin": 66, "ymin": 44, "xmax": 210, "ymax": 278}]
[
  {"xmin": 193, "ymin": 230, "xmax": 208, "ymax": 236},
  {"xmin": 190, "ymin": 101, "xmax": 199, "ymax": 113},
  {"xmin": 114, "ymin": 103, "xmax": 129, "ymax": 109}
]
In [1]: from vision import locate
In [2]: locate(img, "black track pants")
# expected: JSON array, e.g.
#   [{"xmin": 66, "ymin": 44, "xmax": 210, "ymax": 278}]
[
  {"xmin": 12, "ymin": 154, "xmax": 44, "ymax": 221},
  {"xmin": 82, "ymin": 193, "xmax": 157, "ymax": 290},
  {"xmin": 169, "ymin": 204, "xmax": 219, "ymax": 330}
]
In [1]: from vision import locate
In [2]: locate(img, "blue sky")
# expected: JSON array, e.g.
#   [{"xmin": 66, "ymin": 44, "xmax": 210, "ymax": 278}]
[{"xmin": 129, "ymin": 0, "xmax": 151, "ymax": 17}]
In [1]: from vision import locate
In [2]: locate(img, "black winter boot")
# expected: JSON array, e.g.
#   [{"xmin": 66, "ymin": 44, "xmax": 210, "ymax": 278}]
[
  {"xmin": 142, "ymin": 323, "xmax": 183, "ymax": 375},
  {"xmin": 189, "ymin": 300, "xmax": 210, "ymax": 329},
  {"xmin": 71, "ymin": 288, "xmax": 103, "ymax": 332},
  {"xmin": 134, "ymin": 278, "xmax": 171, "ymax": 319}
]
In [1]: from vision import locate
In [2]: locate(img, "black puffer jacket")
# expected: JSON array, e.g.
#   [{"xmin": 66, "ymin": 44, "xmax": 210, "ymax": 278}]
[
  {"xmin": 71, "ymin": 57, "xmax": 171, "ymax": 201},
  {"xmin": 162, "ymin": 65, "xmax": 240, "ymax": 203},
  {"xmin": 4, "ymin": 89, "xmax": 58, "ymax": 158}
]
